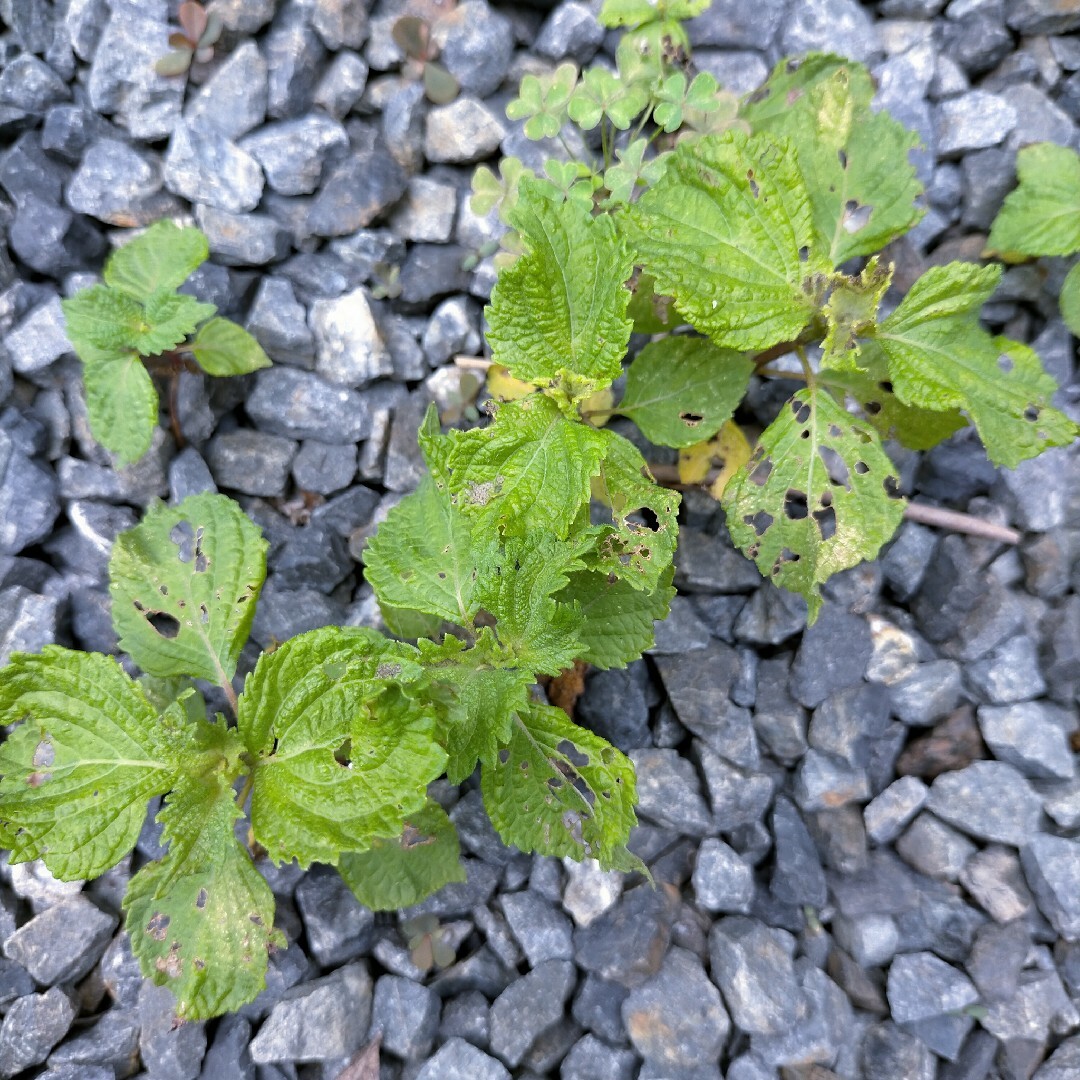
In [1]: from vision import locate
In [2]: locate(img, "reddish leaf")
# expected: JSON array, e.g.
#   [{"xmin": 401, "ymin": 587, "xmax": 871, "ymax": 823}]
[{"xmin": 178, "ymin": 1, "xmax": 208, "ymax": 43}]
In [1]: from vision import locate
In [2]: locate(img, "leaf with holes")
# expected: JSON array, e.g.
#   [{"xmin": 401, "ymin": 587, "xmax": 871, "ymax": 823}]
[
  {"xmin": 109, "ymin": 493, "xmax": 268, "ymax": 685},
  {"xmin": 873, "ymin": 262, "xmax": 1078, "ymax": 468},
  {"xmin": 741, "ymin": 54, "xmax": 923, "ymax": 264},
  {"xmin": 486, "ymin": 179, "xmax": 634, "ymax": 390},
  {"xmin": 624, "ymin": 130, "xmax": 831, "ymax": 350},
  {"xmin": 820, "ymin": 257, "xmax": 892, "ymax": 373},
  {"xmin": 0, "ymin": 648, "xmax": 190, "ymax": 880},
  {"xmin": 239, "ymin": 627, "xmax": 445, "ymax": 867},
  {"xmin": 104, "ymin": 221, "xmax": 210, "ymax": 301},
  {"xmin": 135, "ymin": 290, "xmax": 216, "ymax": 356},
  {"xmin": 447, "ymin": 394, "xmax": 608, "ymax": 538},
  {"xmin": 481, "ymin": 701, "xmax": 643, "ymax": 871},
  {"xmin": 722, "ymin": 387, "xmax": 906, "ymax": 621},
  {"xmin": 187, "ymin": 317, "xmax": 271, "ymax": 376},
  {"xmin": 81, "ymin": 347, "xmax": 159, "ymax": 465},
  {"xmin": 616, "ymin": 335, "xmax": 754, "ymax": 448},
  {"xmin": 559, "ymin": 565, "xmax": 674, "ymax": 670},
  {"xmin": 123, "ymin": 739, "xmax": 281, "ymax": 1020},
  {"xmin": 985, "ymin": 142, "xmax": 1080, "ymax": 261},
  {"xmin": 338, "ymin": 800, "xmax": 466, "ymax": 910}
]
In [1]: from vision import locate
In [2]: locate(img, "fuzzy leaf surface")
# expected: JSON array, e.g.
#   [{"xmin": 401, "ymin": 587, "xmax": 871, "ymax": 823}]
[
  {"xmin": 820, "ymin": 258, "xmax": 892, "ymax": 372},
  {"xmin": 874, "ymin": 263, "xmax": 1077, "ymax": 468},
  {"xmin": 81, "ymin": 347, "xmax": 159, "ymax": 465},
  {"xmin": 742, "ymin": 55, "xmax": 923, "ymax": 264},
  {"xmin": 338, "ymin": 800, "xmax": 466, "ymax": 910},
  {"xmin": 62, "ymin": 286, "xmax": 146, "ymax": 352},
  {"xmin": 486, "ymin": 180, "xmax": 633, "ymax": 389},
  {"xmin": 624, "ymin": 130, "xmax": 829, "ymax": 350},
  {"xmin": 722, "ymin": 387, "xmax": 906, "ymax": 620},
  {"xmin": 239, "ymin": 627, "xmax": 445, "ymax": 866},
  {"xmin": 104, "ymin": 221, "xmax": 209, "ymax": 300},
  {"xmin": 985, "ymin": 142, "xmax": 1080, "ymax": 259},
  {"xmin": 481, "ymin": 701, "xmax": 642, "ymax": 870},
  {"xmin": 560, "ymin": 565, "xmax": 674, "ymax": 669},
  {"xmin": 447, "ymin": 394, "xmax": 608, "ymax": 538},
  {"xmin": 110, "ymin": 493, "xmax": 267, "ymax": 684},
  {"xmin": 0, "ymin": 648, "xmax": 187, "ymax": 880},
  {"xmin": 187, "ymin": 317, "xmax": 271, "ymax": 376},
  {"xmin": 136, "ymin": 290, "xmax": 216, "ymax": 356},
  {"xmin": 617, "ymin": 335, "xmax": 754, "ymax": 447}
]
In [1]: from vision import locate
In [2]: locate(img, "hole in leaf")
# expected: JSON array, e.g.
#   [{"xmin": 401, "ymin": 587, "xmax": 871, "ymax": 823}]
[
  {"xmin": 747, "ymin": 542, "xmax": 761, "ymax": 559},
  {"xmin": 159, "ymin": 584, "xmax": 168, "ymax": 596},
  {"xmin": 798, "ymin": 245, "xmax": 809, "ymax": 262},
  {"xmin": 878, "ymin": 380, "xmax": 893, "ymax": 393},
  {"xmin": 884, "ymin": 475, "xmax": 903, "ymax": 499},
  {"xmin": 196, "ymin": 889, "xmax": 208, "ymax": 910},
  {"xmin": 791, "ymin": 399, "xmax": 811, "ymax": 424},
  {"xmin": 547, "ymin": 776, "xmax": 564, "ymax": 791},
  {"xmin": 786, "ymin": 57, "xmax": 801, "ymax": 73},
  {"xmin": 334, "ymin": 739, "xmax": 352, "ymax": 767},
  {"xmin": 998, "ymin": 354, "xmax": 1014, "ymax": 373},
  {"xmin": 783, "ymin": 489, "xmax": 808, "ymax": 520},
  {"xmin": 813, "ymin": 504, "xmax": 837, "ymax": 541},
  {"xmin": 854, "ymin": 461, "xmax": 869, "ymax": 474},
  {"xmin": 634, "ymin": 506, "xmax": 660, "ymax": 532},
  {"xmin": 679, "ymin": 411, "xmax": 704, "ymax": 427},
  {"xmin": 800, "ymin": 429, "xmax": 810, "ymax": 439},
  {"xmin": 744, "ymin": 511, "xmax": 773, "ymax": 536},
  {"xmin": 32, "ymin": 739, "xmax": 54, "ymax": 769},
  {"xmin": 865, "ymin": 401, "xmax": 882, "ymax": 415},
  {"xmin": 842, "ymin": 200, "xmax": 873, "ymax": 233},
  {"xmin": 194, "ymin": 959, "xmax": 205, "ymax": 970},
  {"xmin": 199, "ymin": 603, "xmax": 209, "ymax": 624},
  {"xmin": 26, "ymin": 771, "xmax": 50, "ymax": 787},
  {"xmin": 829, "ymin": 424, "xmax": 842, "ymax": 438},
  {"xmin": 749, "ymin": 456, "xmax": 773, "ymax": 486},
  {"xmin": 170, "ymin": 520, "xmax": 196, "ymax": 563},
  {"xmin": 746, "ymin": 169, "xmax": 759, "ymax": 198},
  {"xmin": 498, "ymin": 750, "xmax": 510, "ymax": 765},
  {"xmin": 147, "ymin": 913, "xmax": 170, "ymax": 941},
  {"xmin": 194, "ymin": 528, "xmax": 207, "ymax": 573},
  {"xmin": 837, "ymin": 148, "xmax": 848, "ymax": 169},
  {"xmin": 145, "ymin": 611, "xmax": 181, "ymax": 639},
  {"xmin": 1024, "ymin": 405, "xmax": 1040, "ymax": 422},
  {"xmin": 558, "ymin": 740, "xmax": 589, "ymax": 768}
]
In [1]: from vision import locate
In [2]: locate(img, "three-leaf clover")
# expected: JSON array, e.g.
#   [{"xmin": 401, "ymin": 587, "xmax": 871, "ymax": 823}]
[
  {"xmin": 506, "ymin": 62, "xmax": 578, "ymax": 140},
  {"xmin": 568, "ymin": 67, "xmax": 650, "ymax": 130}
]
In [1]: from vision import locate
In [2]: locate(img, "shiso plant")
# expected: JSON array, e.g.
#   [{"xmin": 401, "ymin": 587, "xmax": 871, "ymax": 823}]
[{"xmin": 60, "ymin": 221, "xmax": 270, "ymax": 466}]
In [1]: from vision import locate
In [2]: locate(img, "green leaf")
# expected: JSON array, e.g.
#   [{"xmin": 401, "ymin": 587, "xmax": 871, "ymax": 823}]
[
  {"xmin": 470, "ymin": 157, "xmax": 532, "ymax": 223},
  {"xmin": 338, "ymin": 800, "xmax": 466, "ymax": 910},
  {"xmin": 722, "ymin": 386, "xmax": 906, "ymax": 621},
  {"xmin": 0, "ymin": 648, "xmax": 188, "ymax": 880},
  {"xmin": 603, "ymin": 139, "xmax": 669, "ymax": 206},
  {"xmin": 1062, "ymin": 261, "xmax": 1080, "ymax": 338},
  {"xmin": 109, "ymin": 493, "xmax": 268, "ymax": 684},
  {"xmin": 506, "ymin": 63, "xmax": 577, "ymax": 141},
  {"xmin": 541, "ymin": 158, "xmax": 602, "ymax": 208},
  {"xmin": 62, "ymin": 285, "xmax": 146, "ymax": 353},
  {"xmin": 820, "ymin": 257, "xmax": 893, "ymax": 373},
  {"xmin": 985, "ymin": 142, "xmax": 1080, "ymax": 260},
  {"xmin": 624, "ymin": 130, "xmax": 830, "ymax": 351},
  {"xmin": 487, "ymin": 179, "xmax": 633, "ymax": 390},
  {"xmin": 104, "ymin": 222, "xmax": 209, "ymax": 301},
  {"xmin": 135, "ymin": 290, "xmax": 217, "ymax": 356},
  {"xmin": 568, "ymin": 66, "xmax": 649, "ymax": 131},
  {"xmin": 874, "ymin": 263, "xmax": 1078, "ymax": 468},
  {"xmin": 447, "ymin": 394, "xmax": 608, "ymax": 538},
  {"xmin": 418, "ymin": 631, "xmax": 530, "ymax": 784},
  {"xmin": 599, "ymin": 0, "xmax": 665, "ymax": 27},
  {"xmin": 81, "ymin": 348, "xmax": 159, "ymax": 465},
  {"xmin": 617, "ymin": 335, "xmax": 754, "ymax": 448},
  {"xmin": 481, "ymin": 701, "xmax": 642, "ymax": 871},
  {"xmin": 654, "ymin": 72, "xmax": 715, "ymax": 133},
  {"xmin": 742, "ymin": 55, "xmax": 923, "ymax": 264},
  {"xmin": 187, "ymin": 317, "xmax": 271, "ymax": 376},
  {"xmin": 364, "ymin": 475, "xmax": 494, "ymax": 628},
  {"xmin": 475, "ymin": 533, "xmax": 586, "ymax": 675},
  {"xmin": 625, "ymin": 272, "xmax": 680, "ymax": 334},
  {"xmin": 586, "ymin": 430, "xmax": 681, "ymax": 591},
  {"xmin": 239, "ymin": 627, "xmax": 445, "ymax": 867},
  {"xmin": 561, "ymin": 565, "xmax": 674, "ymax": 669},
  {"xmin": 124, "ymin": 753, "xmax": 280, "ymax": 1019}
]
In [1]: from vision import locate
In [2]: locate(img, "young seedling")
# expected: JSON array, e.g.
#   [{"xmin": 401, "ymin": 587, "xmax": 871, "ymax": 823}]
[
  {"xmin": 60, "ymin": 221, "xmax": 270, "ymax": 465},
  {"xmin": 392, "ymin": 14, "xmax": 459, "ymax": 105},
  {"xmin": 155, "ymin": 1, "xmax": 224, "ymax": 77}
]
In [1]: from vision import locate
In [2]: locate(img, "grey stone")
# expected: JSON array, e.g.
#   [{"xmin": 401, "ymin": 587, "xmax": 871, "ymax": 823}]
[
  {"xmin": 733, "ymin": 584, "xmax": 807, "ymax": 646},
  {"xmin": 45, "ymin": 1008, "xmax": 140, "ymax": 1075},
  {"xmin": 310, "ymin": 287, "xmax": 391, "ymax": 387},
  {"xmin": 781, "ymin": 0, "xmax": 880, "ymax": 62},
  {"xmin": 1, "ymin": 0, "xmax": 55, "ymax": 53},
  {"xmin": 65, "ymin": 0, "xmax": 108, "ymax": 59},
  {"xmin": 265, "ymin": 2, "xmax": 326, "ymax": 119},
  {"xmin": 164, "ymin": 122, "xmax": 263, "ymax": 214},
  {"xmin": 861, "ymin": 1021, "xmax": 935, "ymax": 1080},
  {"xmin": 630, "ymin": 749, "xmax": 714, "ymax": 836},
  {"xmin": 789, "ymin": 607, "xmax": 872, "ymax": 709},
  {"xmin": 381, "ymin": 81, "xmax": 426, "ymax": 173},
  {"xmin": 0, "ymin": 586, "xmax": 58, "ymax": 666},
  {"xmin": 794, "ymin": 749, "xmax": 870, "ymax": 811},
  {"xmin": 246, "ymin": 368, "xmax": 371, "ymax": 443},
  {"xmin": 886, "ymin": 951, "xmax": 978, "ymax": 1024},
  {"xmin": 709, "ymin": 917, "xmax": 801, "ymax": 1036},
  {"xmin": 0, "ymin": 55, "xmax": 68, "ymax": 115},
  {"xmin": 208, "ymin": 0, "xmax": 275, "ymax": 32},
  {"xmin": 249, "ymin": 963, "xmax": 372, "ymax": 1063},
  {"xmin": 86, "ymin": 10, "xmax": 183, "ymax": 139},
  {"xmin": 650, "ymin": 596, "xmax": 711, "ymax": 655},
  {"xmin": 961, "ymin": 844, "xmax": 1036, "ymax": 923},
  {"xmin": 311, "ymin": 0, "xmax": 368, "ymax": 49},
  {"xmin": 66, "ymin": 137, "xmax": 180, "ymax": 227},
  {"xmin": 751, "ymin": 655, "xmax": 808, "ymax": 766},
  {"xmin": 809, "ymin": 682, "xmax": 892, "ymax": 768},
  {"xmin": 138, "ymin": 980, "xmax": 207, "ymax": 1079},
  {"xmin": 889, "ymin": 660, "xmax": 964, "ymax": 726},
  {"xmin": 184, "ymin": 41, "xmax": 267, "ymax": 140},
  {"xmin": 1022, "ymin": 835, "xmax": 1080, "ymax": 939},
  {"xmin": 936, "ymin": 91, "xmax": 1017, "ymax": 155},
  {"xmin": 4, "ymin": 296, "xmax": 70, "ymax": 375},
  {"xmin": 1035, "ymin": 1036, "xmax": 1080, "ymax": 1079},
  {"xmin": 199, "ymin": 1014, "xmax": 253, "ymax": 1079},
  {"xmin": 306, "ymin": 143, "xmax": 407, "ymax": 237},
  {"xmin": 623, "ymin": 947, "xmax": 729, "ymax": 1068},
  {"xmin": 245, "ymin": 277, "xmax": 315, "ymax": 369},
  {"xmin": 896, "ymin": 813, "xmax": 977, "ymax": 881},
  {"xmin": 979, "ymin": 701, "xmax": 1074, "ymax": 779},
  {"xmin": 0, "ymin": 432, "xmax": 60, "ymax": 555},
  {"xmin": 771, "ymin": 796, "xmax": 827, "ymax": 907},
  {"xmin": 674, "ymin": 528, "xmax": 762, "ymax": 593},
  {"xmin": 295, "ymin": 865, "xmax": 373, "ymax": 967},
  {"xmin": 240, "ymin": 116, "xmax": 348, "ymax": 196},
  {"xmin": 371, "ymin": 975, "xmax": 440, "ymax": 1061},
  {"xmin": 966, "ymin": 919, "xmax": 1030, "ymax": 1003},
  {"xmin": 2, "ymin": 894, "xmax": 115, "ymax": 985},
  {"xmin": 967, "ymin": 635, "xmax": 1047, "ymax": 705},
  {"xmin": 501, "ymin": 891, "xmax": 573, "ymax": 967},
  {"xmin": 169, "ymin": 447, "xmax": 216, "ymax": 503},
  {"xmin": 414, "ymin": 1037, "xmax": 510, "ymax": 1080},
  {"xmin": 928, "ymin": 761, "xmax": 1043, "ymax": 846},
  {"xmin": 439, "ymin": 1, "xmax": 515, "ymax": 98},
  {"xmin": 422, "ymin": 295, "xmax": 480, "ymax": 366},
  {"xmin": 534, "ymin": 2, "xmax": 605, "ymax": 63},
  {"xmin": 960, "ymin": 146, "xmax": 1016, "ymax": 232},
  {"xmin": 571, "ymin": 973, "xmax": 627, "ymax": 1045},
  {"xmin": 314, "ymin": 52, "xmax": 369, "ymax": 120},
  {"xmin": 981, "ymin": 966, "xmax": 1079, "ymax": 1043},
  {"xmin": 489, "ymin": 959, "xmax": 576, "ymax": 1068},
  {"xmin": 834, "ymin": 912, "xmax": 899, "ymax": 967},
  {"xmin": 697, "ymin": 748, "xmax": 774, "ymax": 831},
  {"xmin": 205, "ymin": 431, "xmax": 296, "ymax": 496},
  {"xmin": 193, "ymin": 204, "xmax": 289, "ymax": 267},
  {"xmin": 693, "ymin": 50, "xmax": 769, "ymax": 95},
  {"xmin": 998, "ymin": 444, "xmax": 1075, "ymax": 532},
  {"xmin": 693, "ymin": 838, "xmax": 755, "ymax": 914},
  {"xmin": 685, "ymin": 0, "xmax": 786, "ymax": 48},
  {"xmin": 438, "ymin": 988, "xmax": 489, "ymax": 1047},
  {"xmin": 291, "ymin": 441, "xmax": 357, "ymax": 495},
  {"xmin": 0, "ymin": 987, "xmax": 77, "ymax": 1078},
  {"xmin": 561, "ymin": 1033, "xmax": 636, "ymax": 1080},
  {"xmin": 882, "ymin": 522, "xmax": 937, "ymax": 600},
  {"xmin": 382, "ymin": 392, "xmax": 431, "ymax": 492},
  {"xmin": 1008, "ymin": 0, "xmax": 1080, "ymax": 34},
  {"xmin": 398, "ymin": 244, "xmax": 472, "ymax": 306},
  {"xmin": 425, "ymin": 97, "xmax": 506, "ymax": 163},
  {"xmin": 393, "ymin": 177, "xmax": 458, "ymax": 244}
]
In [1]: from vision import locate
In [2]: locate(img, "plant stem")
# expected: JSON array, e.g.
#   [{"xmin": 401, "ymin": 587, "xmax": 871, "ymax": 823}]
[
  {"xmin": 796, "ymin": 345, "xmax": 815, "ymax": 388},
  {"xmin": 235, "ymin": 771, "xmax": 255, "ymax": 812}
]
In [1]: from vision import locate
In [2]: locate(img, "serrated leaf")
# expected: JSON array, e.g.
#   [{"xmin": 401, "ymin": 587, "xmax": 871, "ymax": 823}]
[
  {"xmin": 62, "ymin": 285, "xmax": 147, "ymax": 353},
  {"xmin": 338, "ymin": 800, "xmax": 466, "ymax": 910},
  {"xmin": 585, "ymin": 430, "xmax": 680, "ymax": 591},
  {"xmin": 985, "ymin": 142, "xmax": 1080, "ymax": 260},
  {"xmin": 481, "ymin": 701, "xmax": 642, "ymax": 871},
  {"xmin": 187, "ymin": 317, "xmax": 271, "ymax": 376},
  {"xmin": 617, "ymin": 335, "xmax": 754, "ymax": 448},
  {"xmin": 742, "ymin": 55, "xmax": 923, "ymax": 264},
  {"xmin": 418, "ymin": 632, "xmax": 530, "ymax": 783},
  {"xmin": 447, "ymin": 394, "xmax": 608, "ymax": 538},
  {"xmin": 475, "ymin": 533, "xmax": 586, "ymax": 675},
  {"xmin": 821, "ymin": 257, "xmax": 893, "ymax": 372},
  {"xmin": 1062, "ymin": 261, "xmax": 1080, "ymax": 337},
  {"xmin": 136, "ymin": 290, "xmax": 216, "ymax": 356},
  {"xmin": 365, "ymin": 476, "xmax": 495, "ymax": 628},
  {"xmin": 624, "ymin": 130, "xmax": 830, "ymax": 350},
  {"xmin": 239, "ymin": 627, "xmax": 445, "ymax": 867},
  {"xmin": 0, "ymin": 648, "xmax": 187, "ymax": 879},
  {"xmin": 104, "ymin": 222, "xmax": 209, "ymax": 300},
  {"xmin": 560, "ymin": 565, "xmax": 674, "ymax": 669},
  {"xmin": 109, "ymin": 493, "xmax": 268, "ymax": 684},
  {"xmin": 81, "ymin": 348, "xmax": 159, "ymax": 465},
  {"xmin": 874, "ymin": 262, "xmax": 1078, "ymax": 468},
  {"xmin": 722, "ymin": 386, "xmax": 906, "ymax": 620},
  {"xmin": 487, "ymin": 180, "xmax": 633, "ymax": 390},
  {"xmin": 124, "ymin": 759, "xmax": 280, "ymax": 1019}
]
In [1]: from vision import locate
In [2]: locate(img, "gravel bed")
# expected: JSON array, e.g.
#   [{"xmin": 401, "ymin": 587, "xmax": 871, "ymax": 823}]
[{"xmin": 2, "ymin": 0, "xmax": 1080, "ymax": 1077}]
